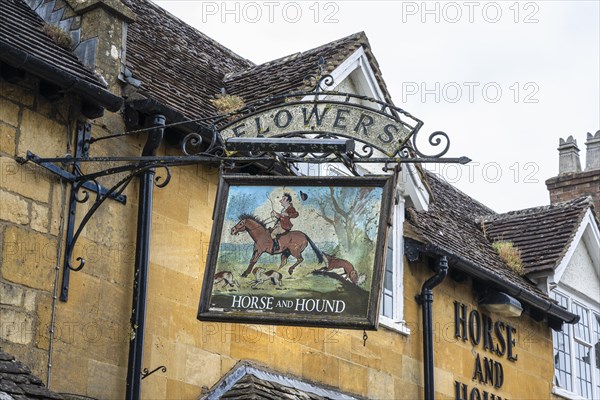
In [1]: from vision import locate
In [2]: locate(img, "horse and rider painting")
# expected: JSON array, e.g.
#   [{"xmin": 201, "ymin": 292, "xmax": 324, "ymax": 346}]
[{"xmin": 198, "ymin": 175, "xmax": 394, "ymax": 329}]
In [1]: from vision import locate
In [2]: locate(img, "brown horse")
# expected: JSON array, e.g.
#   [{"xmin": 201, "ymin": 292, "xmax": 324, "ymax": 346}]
[{"xmin": 230, "ymin": 214, "xmax": 324, "ymax": 277}]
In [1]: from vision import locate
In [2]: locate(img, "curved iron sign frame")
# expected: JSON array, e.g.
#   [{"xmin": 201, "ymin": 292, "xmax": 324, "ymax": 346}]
[
  {"xmin": 219, "ymin": 100, "xmax": 415, "ymax": 158},
  {"xmin": 190, "ymin": 73, "xmax": 454, "ymax": 163}
]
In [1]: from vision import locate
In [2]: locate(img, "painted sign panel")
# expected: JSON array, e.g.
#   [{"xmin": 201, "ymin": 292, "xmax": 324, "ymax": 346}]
[
  {"xmin": 219, "ymin": 102, "xmax": 413, "ymax": 157},
  {"xmin": 198, "ymin": 175, "xmax": 395, "ymax": 329}
]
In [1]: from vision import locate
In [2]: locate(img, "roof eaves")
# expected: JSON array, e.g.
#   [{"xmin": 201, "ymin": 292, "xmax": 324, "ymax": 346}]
[
  {"xmin": 406, "ymin": 238, "xmax": 579, "ymax": 327},
  {"xmin": 125, "ymin": 98, "xmax": 205, "ymax": 133},
  {"xmin": 0, "ymin": 41, "xmax": 123, "ymax": 112}
]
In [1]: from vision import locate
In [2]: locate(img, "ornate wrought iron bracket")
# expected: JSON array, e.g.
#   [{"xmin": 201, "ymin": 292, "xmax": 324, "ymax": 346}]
[
  {"xmin": 20, "ymin": 121, "xmax": 174, "ymax": 301},
  {"xmin": 141, "ymin": 365, "xmax": 167, "ymax": 380},
  {"xmin": 19, "ymin": 64, "xmax": 470, "ymax": 302}
]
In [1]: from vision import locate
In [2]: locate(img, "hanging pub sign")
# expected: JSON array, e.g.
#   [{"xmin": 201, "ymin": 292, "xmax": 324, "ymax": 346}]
[
  {"xmin": 219, "ymin": 102, "xmax": 414, "ymax": 157},
  {"xmin": 198, "ymin": 174, "xmax": 395, "ymax": 330}
]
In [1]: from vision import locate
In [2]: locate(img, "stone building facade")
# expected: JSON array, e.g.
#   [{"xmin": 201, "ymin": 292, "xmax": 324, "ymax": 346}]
[{"xmin": 0, "ymin": 0, "xmax": 586, "ymax": 399}]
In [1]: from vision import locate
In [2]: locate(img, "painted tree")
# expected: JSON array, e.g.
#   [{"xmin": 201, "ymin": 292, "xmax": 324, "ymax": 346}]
[{"xmin": 314, "ymin": 187, "xmax": 380, "ymax": 257}]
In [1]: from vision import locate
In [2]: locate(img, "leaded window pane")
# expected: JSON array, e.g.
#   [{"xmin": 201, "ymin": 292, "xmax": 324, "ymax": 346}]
[
  {"xmin": 553, "ymin": 327, "xmax": 572, "ymax": 391},
  {"xmin": 573, "ymin": 302, "xmax": 591, "ymax": 343},
  {"xmin": 575, "ymin": 342, "xmax": 593, "ymax": 398},
  {"xmin": 551, "ymin": 291, "xmax": 572, "ymax": 391},
  {"xmin": 552, "ymin": 291, "xmax": 568, "ymax": 309}
]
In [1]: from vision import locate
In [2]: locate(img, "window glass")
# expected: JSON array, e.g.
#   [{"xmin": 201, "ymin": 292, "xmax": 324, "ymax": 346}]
[
  {"xmin": 594, "ymin": 314, "xmax": 600, "ymax": 394},
  {"xmin": 575, "ymin": 342, "xmax": 593, "ymax": 398},
  {"xmin": 552, "ymin": 291, "xmax": 572, "ymax": 391},
  {"xmin": 382, "ymin": 231, "xmax": 394, "ymax": 318},
  {"xmin": 550, "ymin": 290, "xmax": 599, "ymax": 398},
  {"xmin": 573, "ymin": 302, "xmax": 591, "ymax": 343}
]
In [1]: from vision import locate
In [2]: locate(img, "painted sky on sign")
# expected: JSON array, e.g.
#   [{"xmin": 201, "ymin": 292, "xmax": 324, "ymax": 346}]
[
  {"xmin": 222, "ymin": 185, "xmax": 383, "ymax": 246},
  {"xmin": 156, "ymin": 0, "xmax": 599, "ymax": 213}
]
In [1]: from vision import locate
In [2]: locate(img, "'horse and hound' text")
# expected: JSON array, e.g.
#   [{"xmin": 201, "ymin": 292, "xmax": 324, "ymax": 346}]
[{"xmin": 231, "ymin": 295, "xmax": 346, "ymax": 313}]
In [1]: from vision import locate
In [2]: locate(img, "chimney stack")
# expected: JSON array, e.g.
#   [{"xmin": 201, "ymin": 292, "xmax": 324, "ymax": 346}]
[
  {"xmin": 546, "ymin": 133, "xmax": 600, "ymax": 220},
  {"xmin": 557, "ymin": 136, "xmax": 581, "ymax": 174},
  {"xmin": 585, "ymin": 130, "xmax": 600, "ymax": 171}
]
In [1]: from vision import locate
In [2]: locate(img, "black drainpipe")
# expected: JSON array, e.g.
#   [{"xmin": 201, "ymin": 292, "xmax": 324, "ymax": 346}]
[
  {"xmin": 416, "ymin": 256, "xmax": 448, "ymax": 400},
  {"xmin": 126, "ymin": 115, "xmax": 165, "ymax": 400}
]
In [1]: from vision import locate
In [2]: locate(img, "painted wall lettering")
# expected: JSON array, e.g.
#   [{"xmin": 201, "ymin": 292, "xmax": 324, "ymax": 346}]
[
  {"xmin": 472, "ymin": 354, "xmax": 504, "ymax": 388},
  {"xmin": 453, "ymin": 301, "xmax": 518, "ymax": 361},
  {"xmin": 455, "ymin": 381, "xmax": 507, "ymax": 400},
  {"xmin": 454, "ymin": 301, "xmax": 517, "ymax": 400}
]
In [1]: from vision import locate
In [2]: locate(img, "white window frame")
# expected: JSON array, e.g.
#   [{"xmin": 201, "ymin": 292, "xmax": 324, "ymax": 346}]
[
  {"xmin": 378, "ymin": 195, "xmax": 410, "ymax": 335},
  {"xmin": 294, "ymin": 45, "xmax": 419, "ymax": 336},
  {"xmin": 303, "ymin": 162, "xmax": 409, "ymax": 336},
  {"xmin": 551, "ymin": 287, "xmax": 600, "ymax": 400}
]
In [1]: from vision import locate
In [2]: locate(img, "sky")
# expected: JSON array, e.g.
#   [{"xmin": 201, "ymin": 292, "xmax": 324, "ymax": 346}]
[
  {"xmin": 154, "ymin": 0, "xmax": 599, "ymax": 213},
  {"xmin": 220, "ymin": 185, "xmax": 381, "ymax": 243}
]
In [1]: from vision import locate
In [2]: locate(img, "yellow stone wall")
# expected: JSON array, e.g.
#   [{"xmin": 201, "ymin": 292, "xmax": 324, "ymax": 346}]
[{"xmin": 1, "ymin": 76, "xmax": 555, "ymax": 399}]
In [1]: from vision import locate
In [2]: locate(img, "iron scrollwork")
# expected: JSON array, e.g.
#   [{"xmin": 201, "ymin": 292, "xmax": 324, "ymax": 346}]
[
  {"xmin": 410, "ymin": 130, "xmax": 451, "ymax": 159},
  {"xmin": 206, "ymin": 58, "xmax": 445, "ymax": 173},
  {"xmin": 21, "ymin": 58, "xmax": 470, "ymax": 302},
  {"xmin": 141, "ymin": 365, "xmax": 167, "ymax": 380},
  {"xmin": 57, "ymin": 122, "xmax": 173, "ymax": 301},
  {"xmin": 182, "ymin": 126, "xmax": 226, "ymax": 157},
  {"xmin": 65, "ymin": 163, "xmax": 172, "ymax": 272}
]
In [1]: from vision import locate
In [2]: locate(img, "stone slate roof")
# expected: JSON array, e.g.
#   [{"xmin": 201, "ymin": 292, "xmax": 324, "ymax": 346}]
[
  {"xmin": 405, "ymin": 171, "xmax": 551, "ymax": 300},
  {"xmin": 480, "ymin": 196, "xmax": 594, "ymax": 274},
  {"xmin": 0, "ymin": 349, "xmax": 63, "ymax": 399},
  {"xmin": 0, "ymin": 0, "xmax": 108, "ymax": 90},
  {"xmin": 202, "ymin": 361, "xmax": 362, "ymax": 400},
  {"xmin": 122, "ymin": 0, "xmax": 254, "ymax": 119},
  {"xmin": 122, "ymin": 1, "xmax": 392, "ymax": 121},
  {"xmin": 218, "ymin": 374, "xmax": 328, "ymax": 400},
  {"xmin": 224, "ymin": 31, "xmax": 394, "ymax": 106}
]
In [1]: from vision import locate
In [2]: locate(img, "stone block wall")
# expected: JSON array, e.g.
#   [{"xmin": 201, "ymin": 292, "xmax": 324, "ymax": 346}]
[
  {"xmin": 1, "ymin": 76, "xmax": 70, "ymax": 382},
  {"xmin": 0, "ymin": 75, "xmax": 140, "ymax": 398},
  {"xmin": 1, "ymin": 75, "xmax": 556, "ymax": 399}
]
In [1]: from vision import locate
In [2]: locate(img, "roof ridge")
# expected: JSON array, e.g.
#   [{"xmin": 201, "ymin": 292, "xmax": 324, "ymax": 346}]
[
  {"xmin": 224, "ymin": 31, "xmax": 366, "ymax": 81},
  {"xmin": 144, "ymin": 0, "xmax": 254, "ymax": 67},
  {"xmin": 423, "ymin": 169, "xmax": 497, "ymax": 216},
  {"xmin": 480, "ymin": 195, "xmax": 593, "ymax": 223}
]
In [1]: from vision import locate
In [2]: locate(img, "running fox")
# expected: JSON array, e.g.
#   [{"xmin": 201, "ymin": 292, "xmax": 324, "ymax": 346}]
[{"xmin": 319, "ymin": 253, "xmax": 366, "ymax": 286}]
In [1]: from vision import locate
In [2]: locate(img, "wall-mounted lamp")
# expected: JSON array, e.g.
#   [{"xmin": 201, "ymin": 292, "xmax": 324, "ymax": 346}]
[
  {"xmin": 225, "ymin": 138, "xmax": 355, "ymax": 154},
  {"xmin": 479, "ymin": 290, "xmax": 523, "ymax": 318}
]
